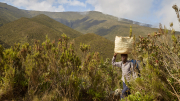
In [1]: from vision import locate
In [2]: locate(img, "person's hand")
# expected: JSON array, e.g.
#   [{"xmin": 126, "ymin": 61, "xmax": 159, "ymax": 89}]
[{"xmin": 114, "ymin": 53, "xmax": 118, "ymax": 57}]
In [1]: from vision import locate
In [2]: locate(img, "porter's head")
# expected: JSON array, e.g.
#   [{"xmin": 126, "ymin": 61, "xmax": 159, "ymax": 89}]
[{"xmin": 121, "ymin": 54, "xmax": 128, "ymax": 63}]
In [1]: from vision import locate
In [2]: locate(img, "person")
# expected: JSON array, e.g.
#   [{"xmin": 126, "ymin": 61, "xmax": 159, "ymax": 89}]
[{"xmin": 112, "ymin": 53, "xmax": 139, "ymax": 99}]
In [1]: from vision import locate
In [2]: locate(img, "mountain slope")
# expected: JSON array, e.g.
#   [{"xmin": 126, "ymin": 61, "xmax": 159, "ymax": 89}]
[
  {"xmin": 0, "ymin": 17, "xmax": 61, "ymax": 46},
  {"xmin": 0, "ymin": 40, "xmax": 10, "ymax": 48},
  {"xmin": 31, "ymin": 14, "xmax": 82, "ymax": 38},
  {"xmin": 26, "ymin": 11, "xmax": 162, "ymax": 41},
  {"xmin": 0, "ymin": 15, "xmax": 82, "ymax": 47},
  {"xmin": 0, "ymin": 2, "xmax": 31, "ymax": 27},
  {"xmin": 73, "ymin": 33, "xmax": 114, "ymax": 59},
  {"xmin": 1, "ymin": 2, "xmax": 179, "ymax": 42}
]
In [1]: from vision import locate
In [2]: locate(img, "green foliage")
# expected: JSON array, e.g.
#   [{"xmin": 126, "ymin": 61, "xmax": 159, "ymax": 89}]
[
  {"xmin": 80, "ymin": 43, "xmax": 90, "ymax": 61},
  {"xmin": 0, "ymin": 3, "xmax": 180, "ymax": 101},
  {"xmin": 0, "ymin": 22, "xmax": 180, "ymax": 101},
  {"xmin": 126, "ymin": 91, "xmax": 153, "ymax": 101},
  {"xmin": 128, "ymin": 24, "xmax": 180, "ymax": 100},
  {"xmin": 0, "ymin": 33, "xmax": 121, "ymax": 101},
  {"xmin": 80, "ymin": 43, "xmax": 90, "ymax": 53}
]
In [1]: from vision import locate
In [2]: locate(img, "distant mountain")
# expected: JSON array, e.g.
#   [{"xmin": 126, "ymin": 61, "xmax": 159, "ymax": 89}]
[
  {"xmin": 0, "ymin": 2, "xmax": 179, "ymax": 43},
  {"xmin": 118, "ymin": 18, "xmax": 153, "ymax": 27},
  {"xmin": 0, "ymin": 14, "xmax": 82, "ymax": 47},
  {"xmin": 0, "ymin": 2, "xmax": 31, "ymax": 27},
  {"xmin": 73, "ymin": 33, "xmax": 114, "ymax": 59},
  {"xmin": 26, "ymin": 10, "xmax": 161, "ymax": 41}
]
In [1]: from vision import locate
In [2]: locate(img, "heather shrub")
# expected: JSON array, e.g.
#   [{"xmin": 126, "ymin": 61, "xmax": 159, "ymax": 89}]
[
  {"xmin": 125, "ymin": 25, "xmax": 180, "ymax": 101},
  {"xmin": 0, "ymin": 34, "xmax": 123, "ymax": 101}
]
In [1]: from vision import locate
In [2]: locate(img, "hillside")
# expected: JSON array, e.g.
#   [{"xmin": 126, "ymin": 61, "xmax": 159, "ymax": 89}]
[
  {"xmin": 1, "ymin": 2, "xmax": 180, "ymax": 42},
  {"xmin": 0, "ymin": 15, "xmax": 82, "ymax": 47},
  {"xmin": 0, "ymin": 40, "xmax": 10, "ymax": 48},
  {"xmin": 27, "ymin": 11, "xmax": 163, "ymax": 41},
  {"xmin": 31, "ymin": 14, "xmax": 82, "ymax": 38},
  {"xmin": 73, "ymin": 33, "xmax": 114, "ymax": 59},
  {"xmin": 0, "ymin": 2, "xmax": 31, "ymax": 27}
]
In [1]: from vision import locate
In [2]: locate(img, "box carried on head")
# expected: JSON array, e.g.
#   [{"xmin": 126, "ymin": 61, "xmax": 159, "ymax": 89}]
[{"xmin": 114, "ymin": 36, "xmax": 134, "ymax": 54}]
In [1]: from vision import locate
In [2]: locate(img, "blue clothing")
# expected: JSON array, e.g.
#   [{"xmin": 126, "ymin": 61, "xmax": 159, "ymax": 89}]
[
  {"xmin": 130, "ymin": 59, "xmax": 139, "ymax": 69},
  {"xmin": 120, "ymin": 82, "xmax": 131, "ymax": 99}
]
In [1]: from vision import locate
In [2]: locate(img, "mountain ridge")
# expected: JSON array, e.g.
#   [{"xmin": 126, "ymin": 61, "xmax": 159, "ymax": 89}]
[
  {"xmin": 0, "ymin": 2, "xmax": 180, "ymax": 43},
  {"xmin": 25, "ymin": 10, "xmax": 161, "ymax": 41},
  {"xmin": 0, "ymin": 2, "xmax": 31, "ymax": 27}
]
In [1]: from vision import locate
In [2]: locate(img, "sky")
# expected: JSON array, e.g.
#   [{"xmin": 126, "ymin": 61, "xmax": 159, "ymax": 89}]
[{"xmin": 1, "ymin": 0, "xmax": 180, "ymax": 31}]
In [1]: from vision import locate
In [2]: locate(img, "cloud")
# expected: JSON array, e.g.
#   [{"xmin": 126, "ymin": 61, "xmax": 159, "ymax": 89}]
[
  {"xmin": 3, "ymin": 0, "xmax": 64, "ymax": 12},
  {"xmin": 58, "ymin": 0, "xmax": 86, "ymax": 7},
  {"xmin": 3, "ymin": 0, "xmax": 86, "ymax": 12},
  {"xmin": 156, "ymin": 0, "xmax": 180, "ymax": 31},
  {"xmin": 86, "ymin": 0, "xmax": 154, "ymax": 23},
  {"xmin": 20, "ymin": 0, "xmax": 64, "ymax": 12},
  {"xmin": 86, "ymin": 0, "xmax": 180, "ymax": 31},
  {"xmin": 2, "ymin": 0, "xmax": 180, "ymax": 31}
]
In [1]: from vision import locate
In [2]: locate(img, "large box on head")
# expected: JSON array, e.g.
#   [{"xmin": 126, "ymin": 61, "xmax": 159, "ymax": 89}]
[{"xmin": 114, "ymin": 36, "xmax": 134, "ymax": 54}]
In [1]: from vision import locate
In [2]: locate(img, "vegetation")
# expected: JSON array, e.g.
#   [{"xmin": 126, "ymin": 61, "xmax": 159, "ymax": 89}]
[
  {"xmin": 126, "ymin": 27, "xmax": 180, "ymax": 100},
  {"xmin": 73, "ymin": 33, "xmax": 115, "ymax": 59},
  {"xmin": 125, "ymin": 5, "xmax": 180, "ymax": 100},
  {"xmin": 0, "ymin": 34, "xmax": 120, "ymax": 101},
  {"xmin": 0, "ymin": 23, "xmax": 180, "ymax": 100},
  {"xmin": 0, "ymin": 2, "xmax": 180, "ymax": 101}
]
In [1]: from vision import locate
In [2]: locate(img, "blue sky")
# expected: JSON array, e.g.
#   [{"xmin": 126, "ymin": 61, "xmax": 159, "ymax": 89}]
[{"xmin": 0, "ymin": 0, "xmax": 180, "ymax": 30}]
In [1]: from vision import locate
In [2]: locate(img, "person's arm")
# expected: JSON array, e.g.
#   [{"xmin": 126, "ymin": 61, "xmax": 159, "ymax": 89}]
[{"xmin": 112, "ymin": 53, "xmax": 122, "ymax": 67}]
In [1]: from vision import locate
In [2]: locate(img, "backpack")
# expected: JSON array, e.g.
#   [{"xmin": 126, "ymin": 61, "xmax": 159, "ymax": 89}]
[
  {"xmin": 130, "ymin": 59, "xmax": 140, "ymax": 77},
  {"xmin": 130, "ymin": 59, "xmax": 139, "ymax": 69}
]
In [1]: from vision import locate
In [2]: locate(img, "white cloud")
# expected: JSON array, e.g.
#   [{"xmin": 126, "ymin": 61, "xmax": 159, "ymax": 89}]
[
  {"xmin": 86, "ymin": 0, "xmax": 180, "ymax": 31},
  {"xmin": 5, "ymin": 0, "xmax": 64, "ymax": 12},
  {"xmin": 86, "ymin": 0, "xmax": 154, "ymax": 22},
  {"xmin": 156, "ymin": 0, "xmax": 180, "ymax": 31},
  {"xmin": 2, "ymin": 0, "xmax": 180, "ymax": 31},
  {"xmin": 58, "ymin": 0, "xmax": 86, "ymax": 7},
  {"xmin": 3, "ymin": 0, "xmax": 86, "ymax": 12}
]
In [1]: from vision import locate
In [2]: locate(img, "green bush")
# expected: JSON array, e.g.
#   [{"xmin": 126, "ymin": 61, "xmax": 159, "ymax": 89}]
[{"xmin": 0, "ymin": 33, "xmax": 122, "ymax": 101}]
